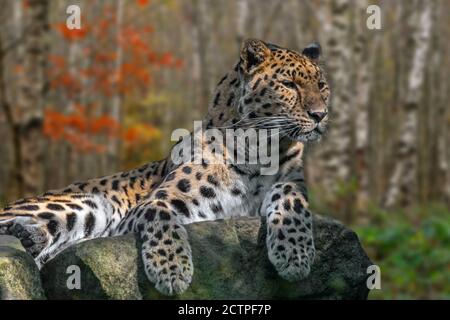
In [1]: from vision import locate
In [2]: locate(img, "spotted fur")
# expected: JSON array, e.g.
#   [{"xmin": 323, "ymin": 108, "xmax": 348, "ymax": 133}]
[{"xmin": 0, "ymin": 39, "xmax": 330, "ymax": 296}]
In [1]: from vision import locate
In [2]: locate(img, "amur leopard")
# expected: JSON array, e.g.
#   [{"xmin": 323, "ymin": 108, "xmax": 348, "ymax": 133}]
[{"xmin": 0, "ymin": 39, "xmax": 330, "ymax": 296}]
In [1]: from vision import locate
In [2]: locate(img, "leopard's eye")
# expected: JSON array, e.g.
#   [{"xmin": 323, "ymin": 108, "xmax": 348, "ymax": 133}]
[
  {"xmin": 281, "ymin": 80, "xmax": 297, "ymax": 89},
  {"xmin": 318, "ymin": 81, "xmax": 326, "ymax": 90}
]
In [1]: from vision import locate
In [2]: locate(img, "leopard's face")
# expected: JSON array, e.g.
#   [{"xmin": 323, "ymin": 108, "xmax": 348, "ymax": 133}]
[{"xmin": 238, "ymin": 39, "xmax": 330, "ymax": 143}]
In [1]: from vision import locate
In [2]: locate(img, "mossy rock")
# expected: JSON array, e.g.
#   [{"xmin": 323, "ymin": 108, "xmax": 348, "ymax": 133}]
[
  {"xmin": 0, "ymin": 236, "xmax": 45, "ymax": 300},
  {"xmin": 40, "ymin": 215, "xmax": 373, "ymax": 299}
]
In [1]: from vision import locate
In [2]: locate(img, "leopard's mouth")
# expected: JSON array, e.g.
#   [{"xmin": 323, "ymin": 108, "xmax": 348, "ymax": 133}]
[
  {"xmin": 313, "ymin": 126, "xmax": 325, "ymax": 134},
  {"xmin": 303, "ymin": 124, "xmax": 325, "ymax": 135},
  {"xmin": 281, "ymin": 116, "xmax": 327, "ymax": 142},
  {"xmin": 293, "ymin": 124, "xmax": 326, "ymax": 143}
]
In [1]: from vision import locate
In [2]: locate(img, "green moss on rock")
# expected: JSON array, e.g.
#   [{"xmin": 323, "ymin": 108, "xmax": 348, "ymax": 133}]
[
  {"xmin": 0, "ymin": 236, "xmax": 45, "ymax": 300},
  {"xmin": 40, "ymin": 215, "xmax": 373, "ymax": 300}
]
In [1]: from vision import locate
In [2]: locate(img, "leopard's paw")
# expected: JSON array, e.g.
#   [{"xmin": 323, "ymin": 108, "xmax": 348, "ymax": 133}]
[
  {"xmin": 141, "ymin": 224, "xmax": 193, "ymax": 296},
  {"xmin": 267, "ymin": 231, "xmax": 315, "ymax": 282},
  {"xmin": 154, "ymin": 260, "xmax": 193, "ymax": 296},
  {"xmin": 1, "ymin": 217, "xmax": 50, "ymax": 262}
]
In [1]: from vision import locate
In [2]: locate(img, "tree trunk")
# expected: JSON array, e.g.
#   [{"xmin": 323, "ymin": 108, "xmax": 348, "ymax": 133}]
[
  {"xmin": 14, "ymin": 0, "xmax": 49, "ymax": 197},
  {"xmin": 235, "ymin": 0, "xmax": 249, "ymax": 46},
  {"xmin": 0, "ymin": 31, "xmax": 17, "ymax": 201},
  {"xmin": 309, "ymin": 0, "xmax": 353, "ymax": 215},
  {"xmin": 353, "ymin": 0, "xmax": 372, "ymax": 209},
  {"xmin": 188, "ymin": 0, "xmax": 210, "ymax": 110},
  {"xmin": 286, "ymin": 0, "xmax": 304, "ymax": 48},
  {"xmin": 109, "ymin": 0, "xmax": 124, "ymax": 174},
  {"xmin": 383, "ymin": 2, "xmax": 433, "ymax": 208}
]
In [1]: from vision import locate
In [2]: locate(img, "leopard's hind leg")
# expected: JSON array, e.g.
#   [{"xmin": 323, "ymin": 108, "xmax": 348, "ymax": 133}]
[
  {"xmin": 0, "ymin": 193, "xmax": 117, "ymax": 267},
  {"xmin": 113, "ymin": 163, "xmax": 248, "ymax": 295},
  {"xmin": 0, "ymin": 215, "xmax": 50, "ymax": 258}
]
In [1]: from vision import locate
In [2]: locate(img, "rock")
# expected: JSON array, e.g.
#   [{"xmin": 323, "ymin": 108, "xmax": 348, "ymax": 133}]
[
  {"xmin": 40, "ymin": 215, "xmax": 373, "ymax": 299},
  {"xmin": 0, "ymin": 235, "xmax": 45, "ymax": 300}
]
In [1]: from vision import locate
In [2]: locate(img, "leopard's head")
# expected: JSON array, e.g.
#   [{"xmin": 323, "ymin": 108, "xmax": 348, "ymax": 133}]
[{"xmin": 237, "ymin": 39, "xmax": 330, "ymax": 143}]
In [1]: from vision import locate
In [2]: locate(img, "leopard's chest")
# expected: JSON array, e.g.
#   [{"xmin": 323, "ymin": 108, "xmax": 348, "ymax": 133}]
[
  {"xmin": 241, "ymin": 173, "xmax": 280, "ymax": 216},
  {"xmin": 200, "ymin": 171, "xmax": 278, "ymax": 220}
]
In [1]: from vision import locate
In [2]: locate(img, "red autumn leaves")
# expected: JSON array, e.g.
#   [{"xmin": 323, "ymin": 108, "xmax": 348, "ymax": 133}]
[
  {"xmin": 44, "ymin": 105, "xmax": 160, "ymax": 153},
  {"xmin": 43, "ymin": 105, "xmax": 119, "ymax": 153},
  {"xmin": 43, "ymin": 0, "xmax": 180, "ymax": 154}
]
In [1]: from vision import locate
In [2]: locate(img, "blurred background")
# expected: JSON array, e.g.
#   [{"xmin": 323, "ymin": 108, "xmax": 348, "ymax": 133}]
[{"xmin": 0, "ymin": 0, "xmax": 448, "ymax": 299}]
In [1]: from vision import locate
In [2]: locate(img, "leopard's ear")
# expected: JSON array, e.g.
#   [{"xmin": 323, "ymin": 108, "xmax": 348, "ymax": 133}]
[
  {"xmin": 240, "ymin": 39, "xmax": 271, "ymax": 74},
  {"xmin": 302, "ymin": 42, "xmax": 322, "ymax": 61}
]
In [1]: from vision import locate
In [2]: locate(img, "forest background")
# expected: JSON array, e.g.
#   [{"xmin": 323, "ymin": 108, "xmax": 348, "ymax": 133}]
[{"xmin": 0, "ymin": 0, "xmax": 448, "ymax": 299}]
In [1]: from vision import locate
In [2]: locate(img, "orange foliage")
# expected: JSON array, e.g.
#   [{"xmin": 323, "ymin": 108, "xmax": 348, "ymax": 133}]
[
  {"xmin": 123, "ymin": 124, "xmax": 160, "ymax": 144},
  {"xmin": 46, "ymin": 0, "xmax": 179, "ymax": 153},
  {"xmin": 51, "ymin": 2, "xmax": 183, "ymax": 97},
  {"xmin": 48, "ymin": 55, "xmax": 66, "ymax": 69},
  {"xmin": 56, "ymin": 23, "xmax": 89, "ymax": 41},
  {"xmin": 44, "ymin": 106, "xmax": 159, "ymax": 153},
  {"xmin": 90, "ymin": 115, "xmax": 120, "ymax": 136},
  {"xmin": 136, "ymin": 0, "xmax": 151, "ymax": 7},
  {"xmin": 123, "ymin": 127, "xmax": 140, "ymax": 143},
  {"xmin": 43, "ymin": 106, "xmax": 120, "ymax": 153},
  {"xmin": 14, "ymin": 64, "xmax": 24, "ymax": 74},
  {"xmin": 94, "ymin": 52, "xmax": 117, "ymax": 63}
]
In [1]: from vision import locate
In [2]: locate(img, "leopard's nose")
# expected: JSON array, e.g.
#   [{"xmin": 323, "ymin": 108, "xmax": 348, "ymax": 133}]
[{"xmin": 307, "ymin": 111, "xmax": 327, "ymax": 123}]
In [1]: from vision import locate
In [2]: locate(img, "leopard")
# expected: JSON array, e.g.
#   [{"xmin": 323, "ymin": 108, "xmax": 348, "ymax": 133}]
[{"xmin": 0, "ymin": 39, "xmax": 330, "ymax": 296}]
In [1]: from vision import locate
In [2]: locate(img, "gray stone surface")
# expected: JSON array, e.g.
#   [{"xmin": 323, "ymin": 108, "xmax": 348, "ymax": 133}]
[
  {"xmin": 0, "ymin": 235, "xmax": 45, "ymax": 300},
  {"xmin": 40, "ymin": 215, "xmax": 373, "ymax": 299}
]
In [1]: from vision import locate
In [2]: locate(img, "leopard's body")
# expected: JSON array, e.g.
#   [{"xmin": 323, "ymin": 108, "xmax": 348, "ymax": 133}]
[{"xmin": 0, "ymin": 40, "xmax": 330, "ymax": 295}]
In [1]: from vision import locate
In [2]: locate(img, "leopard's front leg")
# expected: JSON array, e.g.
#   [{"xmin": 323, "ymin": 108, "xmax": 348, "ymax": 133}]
[
  {"xmin": 115, "ymin": 163, "xmax": 247, "ymax": 295},
  {"xmin": 114, "ymin": 198, "xmax": 193, "ymax": 295},
  {"xmin": 118, "ymin": 199, "xmax": 193, "ymax": 295},
  {"xmin": 261, "ymin": 182, "xmax": 315, "ymax": 281}
]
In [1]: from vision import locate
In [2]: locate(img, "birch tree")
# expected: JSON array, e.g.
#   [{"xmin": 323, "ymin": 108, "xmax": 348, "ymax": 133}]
[
  {"xmin": 353, "ymin": 0, "xmax": 372, "ymax": 208},
  {"xmin": 108, "ymin": 0, "xmax": 124, "ymax": 173},
  {"xmin": 236, "ymin": 0, "xmax": 249, "ymax": 46},
  {"xmin": 313, "ymin": 0, "xmax": 353, "ymax": 195},
  {"xmin": 383, "ymin": 1, "xmax": 433, "ymax": 207}
]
